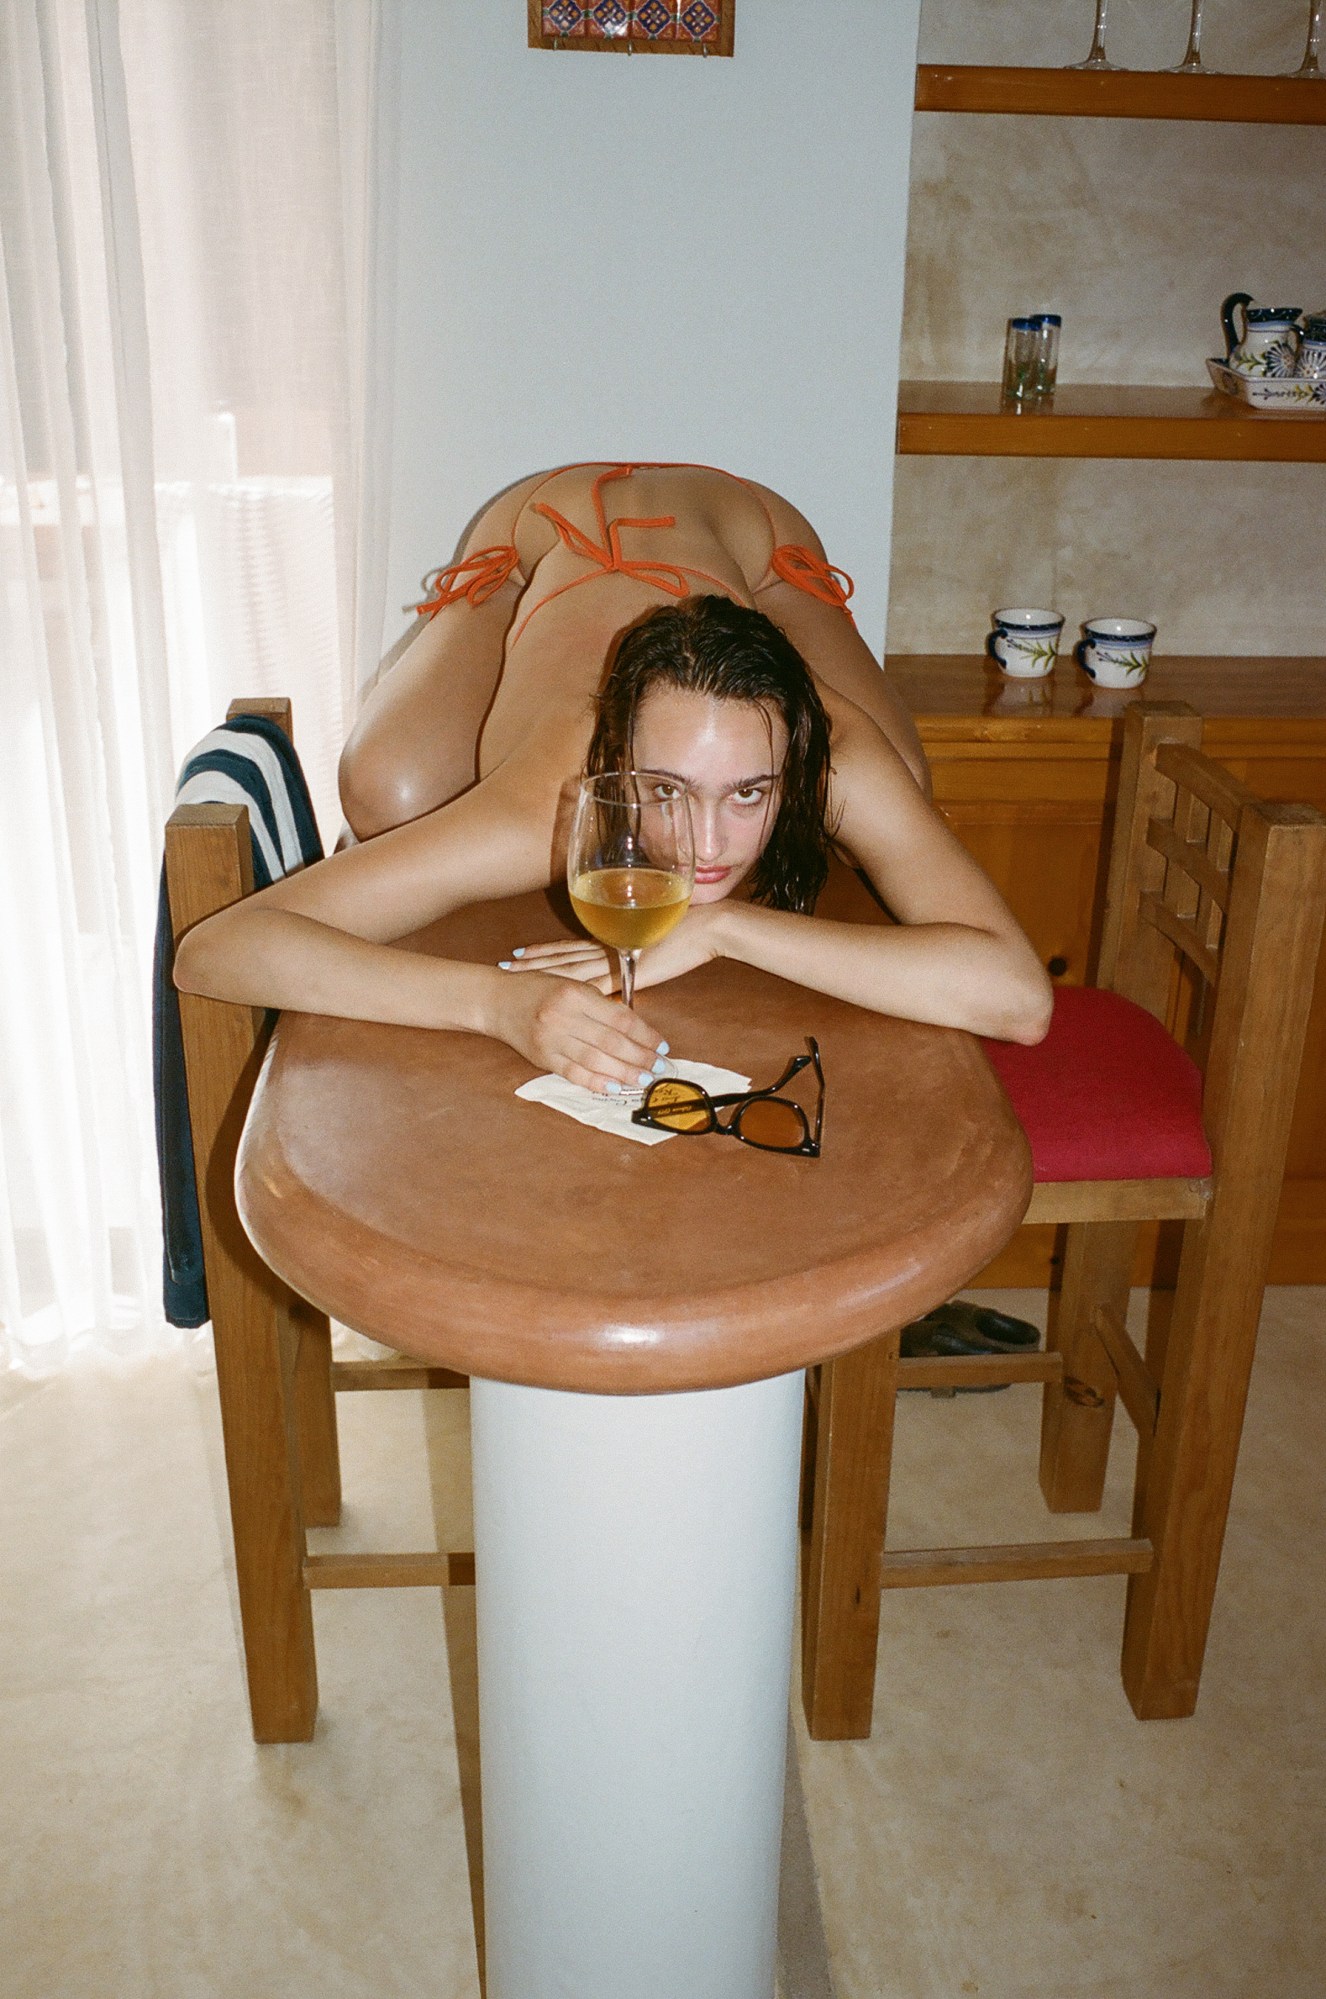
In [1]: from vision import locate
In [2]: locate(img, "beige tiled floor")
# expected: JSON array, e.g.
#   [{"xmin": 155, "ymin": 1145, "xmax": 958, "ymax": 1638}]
[{"xmin": 2, "ymin": 1289, "xmax": 1322, "ymax": 1998}]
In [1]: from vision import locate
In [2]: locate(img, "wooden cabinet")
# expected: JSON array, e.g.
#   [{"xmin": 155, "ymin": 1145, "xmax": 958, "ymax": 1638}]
[{"xmin": 890, "ymin": 655, "xmax": 1326, "ymax": 1287}]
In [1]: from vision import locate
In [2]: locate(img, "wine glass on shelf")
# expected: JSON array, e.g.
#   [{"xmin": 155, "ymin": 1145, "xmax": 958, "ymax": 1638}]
[
  {"xmin": 567, "ymin": 771, "xmax": 695, "ymax": 1016},
  {"xmin": 1169, "ymin": 0, "xmax": 1208, "ymax": 72},
  {"xmin": 1289, "ymin": 0, "xmax": 1324, "ymax": 77},
  {"xmin": 1070, "ymin": 0, "xmax": 1116, "ymax": 70}
]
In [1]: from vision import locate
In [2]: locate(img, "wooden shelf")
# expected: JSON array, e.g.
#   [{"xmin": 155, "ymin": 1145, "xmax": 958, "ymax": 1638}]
[
  {"xmin": 897, "ymin": 382, "xmax": 1326, "ymax": 461},
  {"xmin": 915, "ymin": 64, "xmax": 1326, "ymax": 124},
  {"xmin": 886, "ymin": 655, "xmax": 1326, "ymax": 742}
]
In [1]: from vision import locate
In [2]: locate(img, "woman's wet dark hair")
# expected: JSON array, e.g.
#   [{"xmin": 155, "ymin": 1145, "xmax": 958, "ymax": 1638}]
[{"xmin": 586, "ymin": 594, "xmax": 833, "ymax": 913}]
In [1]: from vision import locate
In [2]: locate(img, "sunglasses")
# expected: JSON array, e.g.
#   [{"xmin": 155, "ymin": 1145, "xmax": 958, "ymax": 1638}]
[{"xmin": 632, "ymin": 1038, "xmax": 824, "ymax": 1157}]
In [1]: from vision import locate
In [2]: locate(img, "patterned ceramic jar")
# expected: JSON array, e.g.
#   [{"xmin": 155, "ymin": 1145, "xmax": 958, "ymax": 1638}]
[
  {"xmin": 1075, "ymin": 618, "xmax": 1156, "ymax": 690},
  {"xmin": 1297, "ymin": 314, "xmax": 1326, "ymax": 381},
  {"xmin": 1221, "ymin": 294, "xmax": 1302, "ymax": 377}
]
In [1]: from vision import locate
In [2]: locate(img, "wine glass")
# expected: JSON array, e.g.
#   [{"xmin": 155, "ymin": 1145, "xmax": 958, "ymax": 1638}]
[
  {"xmin": 1071, "ymin": 0, "xmax": 1116, "ymax": 70},
  {"xmin": 567, "ymin": 772, "xmax": 695, "ymax": 1013},
  {"xmin": 1289, "ymin": 0, "xmax": 1324, "ymax": 76},
  {"xmin": 1170, "ymin": 0, "xmax": 1207, "ymax": 72}
]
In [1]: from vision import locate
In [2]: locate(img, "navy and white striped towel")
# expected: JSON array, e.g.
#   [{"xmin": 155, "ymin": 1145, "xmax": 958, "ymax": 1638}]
[{"xmin": 152, "ymin": 715, "xmax": 324, "ymax": 1327}]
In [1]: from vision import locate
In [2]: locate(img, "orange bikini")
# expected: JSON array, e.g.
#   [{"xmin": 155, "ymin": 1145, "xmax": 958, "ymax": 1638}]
[{"xmin": 409, "ymin": 463, "xmax": 855, "ymax": 632}]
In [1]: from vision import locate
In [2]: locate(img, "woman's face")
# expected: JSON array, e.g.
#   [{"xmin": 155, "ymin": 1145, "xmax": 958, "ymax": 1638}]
[{"xmin": 630, "ymin": 685, "xmax": 788, "ymax": 904}]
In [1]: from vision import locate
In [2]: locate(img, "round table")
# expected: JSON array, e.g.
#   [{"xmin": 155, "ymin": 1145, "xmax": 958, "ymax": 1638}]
[{"xmin": 237, "ymin": 871, "xmax": 1031, "ymax": 1999}]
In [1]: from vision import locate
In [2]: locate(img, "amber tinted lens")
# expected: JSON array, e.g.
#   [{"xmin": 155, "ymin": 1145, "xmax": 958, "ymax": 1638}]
[
  {"xmin": 645, "ymin": 1079, "xmax": 713, "ymax": 1133},
  {"xmin": 733, "ymin": 1096, "xmax": 808, "ymax": 1151}
]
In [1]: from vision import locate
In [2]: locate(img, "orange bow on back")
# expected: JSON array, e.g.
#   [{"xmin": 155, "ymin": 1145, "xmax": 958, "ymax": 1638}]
[
  {"xmin": 769, "ymin": 544, "xmax": 856, "ymax": 616},
  {"xmin": 411, "ymin": 544, "xmax": 522, "ymax": 619}
]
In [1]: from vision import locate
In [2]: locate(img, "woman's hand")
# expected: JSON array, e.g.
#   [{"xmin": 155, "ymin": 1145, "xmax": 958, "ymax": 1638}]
[
  {"xmin": 487, "ymin": 967, "xmax": 670, "ymax": 1096},
  {"xmin": 500, "ymin": 905, "xmax": 722, "ymax": 996}
]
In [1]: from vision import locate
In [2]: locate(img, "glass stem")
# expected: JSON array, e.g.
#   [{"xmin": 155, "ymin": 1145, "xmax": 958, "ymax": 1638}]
[
  {"xmin": 1071, "ymin": 0, "xmax": 1115, "ymax": 70},
  {"xmin": 1085, "ymin": 0, "xmax": 1109, "ymax": 63},
  {"xmin": 619, "ymin": 950, "xmax": 638, "ymax": 1010},
  {"xmin": 1176, "ymin": 0, "xmax": 1204, "ymax": 69},
  {"xmin": 1296, "ymin": 0, "xmax": 1324, "ymax": 76}
]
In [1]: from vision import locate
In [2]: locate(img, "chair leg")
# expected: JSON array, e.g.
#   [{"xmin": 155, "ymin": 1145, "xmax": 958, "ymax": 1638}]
[
  {"xmin": 1121, "ymin": 1217, "xmax": 1264, "ymax": 1719},
  {"xmin": 211, "ymin": 1281, "xmax": 319, "ymax": 1742},
  {"xmin": 1039, "ymin": 1219, "xmax": 1137, "ymax": 1513},
  {"xmin": 800, "ymin": 1331, "xmax": 899, "ymax": 1742},
  {"xmin": 290, "ymin": 1299, "xmax": 342, "ymax": 1527}
]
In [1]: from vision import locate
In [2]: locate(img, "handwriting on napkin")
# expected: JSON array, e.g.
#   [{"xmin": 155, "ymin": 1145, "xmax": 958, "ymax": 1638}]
[{"xmin": 515, "ymin": 1060, "xmax": 751, "ymax": 1146}]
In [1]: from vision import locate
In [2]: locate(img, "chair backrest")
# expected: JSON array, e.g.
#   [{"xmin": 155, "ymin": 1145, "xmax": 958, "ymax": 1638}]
[
  {"xmin": 1097, "ymin": 701, "xmax": 1326, "ymax": 1188},
  {"xmin": 164, "ymin": 698, "xmax": 294, "ymax": 1324}
]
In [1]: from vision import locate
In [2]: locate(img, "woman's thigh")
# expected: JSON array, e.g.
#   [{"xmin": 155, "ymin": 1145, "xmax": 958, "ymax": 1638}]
[
  {"xmin": 338, "ymin": 475, "xmax": 556, "ymax": 837},
  {"xmin": 338, "ymin": 584, "xmax": 521, "ymax": 837}
]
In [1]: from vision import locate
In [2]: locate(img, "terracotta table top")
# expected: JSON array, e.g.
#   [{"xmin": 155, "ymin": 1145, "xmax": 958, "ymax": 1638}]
[{"xmin": 236, "ymin": 868, "xmax": 1032, "ymax": 1394}]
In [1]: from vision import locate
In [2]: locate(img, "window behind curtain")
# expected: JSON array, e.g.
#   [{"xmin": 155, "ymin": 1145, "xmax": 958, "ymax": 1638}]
[{"xmin": 0, "ymin": 0, "xmax": 384, "ymax": 1373}]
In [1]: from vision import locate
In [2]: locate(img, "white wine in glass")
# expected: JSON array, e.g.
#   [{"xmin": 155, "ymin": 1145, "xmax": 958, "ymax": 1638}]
[{"xmin": 568, "ymin": 772, "xmax": 695, "ymax": 1010}]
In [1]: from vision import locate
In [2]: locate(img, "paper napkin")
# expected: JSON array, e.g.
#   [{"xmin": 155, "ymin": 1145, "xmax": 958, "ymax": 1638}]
[{"xmin": 515, "ymin": 1059, "xmax": 751, "ymax": 1146}]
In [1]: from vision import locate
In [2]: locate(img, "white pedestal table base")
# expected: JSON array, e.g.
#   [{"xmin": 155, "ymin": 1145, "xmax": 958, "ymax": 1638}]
[{"xmin": 470, "ymin": 1367, "xmax": 806, "ymax": 1999}]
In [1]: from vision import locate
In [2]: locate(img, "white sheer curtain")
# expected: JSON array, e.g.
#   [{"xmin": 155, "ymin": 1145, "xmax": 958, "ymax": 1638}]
[{"xmin": 0, "ymin": 0, "xmax": 392, "ymax": 1374}]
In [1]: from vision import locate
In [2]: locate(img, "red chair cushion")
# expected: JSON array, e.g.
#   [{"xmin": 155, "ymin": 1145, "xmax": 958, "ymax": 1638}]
[{"xmin": 983, "ymin": 986, "xmax": 1212, "ymax": 1184}]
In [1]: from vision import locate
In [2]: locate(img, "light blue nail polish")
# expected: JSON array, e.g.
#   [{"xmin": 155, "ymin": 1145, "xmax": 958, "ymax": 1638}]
[
  {"xmin": 605, "ymin": 1080, "xmax": 622, "ymax": 1096},
  {"xmin": 498, "ymin": 960, "xmax": 512, "ymax": 970},
  {"xmin": 512, "ymin": 947, "xmax": 525, "ymax": 958},
  {"xmin": 656, "ymin": 1040, "xmax": 669, "ymax": 1055},
  {"xmin": 652, "ymin": 1057, "xmax": 668, "ymax": 1074},
  {"xmin": 638, "ymin": 1071, "xmax": 653, "ymax": 1088}
]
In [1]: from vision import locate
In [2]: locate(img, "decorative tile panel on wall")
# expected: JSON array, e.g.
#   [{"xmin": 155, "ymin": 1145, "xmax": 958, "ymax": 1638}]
[{"xmin": 528, "ymin": 0, "xmax": 734, "ymax": 55}]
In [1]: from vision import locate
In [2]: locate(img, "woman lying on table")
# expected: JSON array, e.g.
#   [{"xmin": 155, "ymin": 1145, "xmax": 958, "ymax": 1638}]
[{"xmin": 173, "ymin": 461, "xmax": 1052, "ymax": 1086}]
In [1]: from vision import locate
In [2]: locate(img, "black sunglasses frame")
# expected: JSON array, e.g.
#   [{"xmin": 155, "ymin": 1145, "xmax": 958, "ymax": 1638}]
[{"xmin": 632, "ymin": 1038, "xmax": 824, "ymax": 1157}]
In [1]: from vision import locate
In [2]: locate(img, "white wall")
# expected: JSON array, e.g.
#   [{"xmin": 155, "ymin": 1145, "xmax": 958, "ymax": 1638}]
[{"xmin": 383, "ymin": 0, "xmax": 922, "ymax": 659}]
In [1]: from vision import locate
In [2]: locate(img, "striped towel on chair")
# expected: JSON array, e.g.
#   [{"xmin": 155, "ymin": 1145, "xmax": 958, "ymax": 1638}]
[{"xmin": 152, "ymin": 715, "xmax": 324, "ymax": 1327}]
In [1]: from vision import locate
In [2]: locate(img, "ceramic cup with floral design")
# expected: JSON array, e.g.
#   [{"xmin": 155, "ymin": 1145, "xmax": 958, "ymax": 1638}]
[
  {"xmin": 1075, "ymin": 618, "xmax": 1156, "ymax": 689},
  {"xmin": 986, "ymin": 607, "xmax": 1065, "ymax": 679}
]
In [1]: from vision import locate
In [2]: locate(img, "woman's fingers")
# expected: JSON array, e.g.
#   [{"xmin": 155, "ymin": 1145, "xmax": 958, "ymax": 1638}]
[
  {"xmin": 494, "ymin": 967, "xmax": 668, "ymax": 1093},
  {"xmin": 564, "ymin": 1004, "xmax": 666, "ymax": 1089},
  {"xmin": 504, "ymin": 941, "xmax": 589, "ymax": 963},
  {"xmin": 499, "ymin": 940, "xmax": 615, "ymax": 992},
  {"xmin": 502, "ymin": 948, "xmax": 610, "ymax": 980},
  {"xmin": 501, "ymin": 941, "xmax": 607, "ymax": 974}
]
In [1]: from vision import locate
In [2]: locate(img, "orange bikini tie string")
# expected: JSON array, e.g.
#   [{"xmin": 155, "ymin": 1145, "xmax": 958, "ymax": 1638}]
[
  {"xmin": 410, "ymin": 544, "xmax": 522, "ymax": 619},
  {"xmin": 531, "ymin": 464, "xmax": 696, "ymax": 601},
  {"xmin": 769, "ymin": 544, "xmax": 856, "ymax": 618}
]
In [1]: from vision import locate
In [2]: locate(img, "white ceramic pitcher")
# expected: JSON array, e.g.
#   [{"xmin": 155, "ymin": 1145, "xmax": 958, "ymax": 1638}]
[{"xmin": 1220, "ymin": 293, "xmax": 1302, "ymax": 378}]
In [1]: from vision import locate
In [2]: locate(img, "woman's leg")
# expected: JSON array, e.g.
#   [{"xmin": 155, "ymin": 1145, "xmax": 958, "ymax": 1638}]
[
  {"xmin": 741, "ymin": 478, "xmax": 929, "ymax": 794},
  {"xmin": 339, "ymin": 583, "xmax": 523, "ymax": 839},
  {"xmin": 753, "ymin": 577, "xmax": 929, "ymax": 797},
  {"xmin": 338, "ymin": 474, "xmax": 557, "ymax": 838}
]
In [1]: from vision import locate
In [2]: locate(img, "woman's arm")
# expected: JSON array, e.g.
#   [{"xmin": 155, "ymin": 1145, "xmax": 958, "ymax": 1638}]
[
  {"xmin": 173, "ymin": 753, "xmax": 671, "ymax": 1093},
  {"xmin": 710, "ymin": 718, "xmax": 1051, "ymax": 1042},
  {"xmin": 506, "ymin": 720, "xmax": 1052, "ymax": 1045}
]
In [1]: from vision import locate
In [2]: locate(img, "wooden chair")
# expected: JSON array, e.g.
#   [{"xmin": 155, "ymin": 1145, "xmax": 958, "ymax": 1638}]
[
  {"xmin": 801, "ymin": 702, "xmax": 1326, "ymax": 1740},
  {"xmin": 165, "ymin": 697, "xmax": 473, "ymax": 1744}
]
